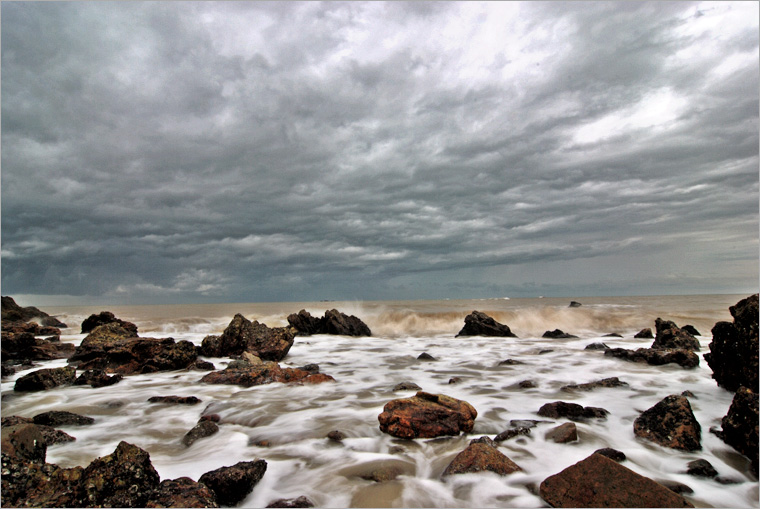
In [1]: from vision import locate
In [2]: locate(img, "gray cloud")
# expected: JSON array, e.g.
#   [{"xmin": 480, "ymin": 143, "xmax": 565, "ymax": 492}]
[{"xmin": 2, "ymin": 1, "xmax": 758, "ymax": 304}]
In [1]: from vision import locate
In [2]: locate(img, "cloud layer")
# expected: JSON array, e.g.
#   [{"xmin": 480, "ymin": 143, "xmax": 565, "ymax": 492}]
[{"xmin": 2, "ymin": 1, "xmax": 758, "ymax": 304}]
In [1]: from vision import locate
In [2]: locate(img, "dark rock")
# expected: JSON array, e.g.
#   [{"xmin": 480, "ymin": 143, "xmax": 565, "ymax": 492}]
[
  {"xmin": 542, "ymin": 329, "xmax": 578, "ymax": 339},
  {"xmin": 286, "ymin": 309, "xmax": 371, "ymax": 336},
  {"xmin": 286, "ymin": 310, "xmax": 324, "ymax": 336},
  {"xmin": 705, "ymin": 294, "xmax": 758, "ymax": 392},
  {"xmin": 718, "ymin": 386, "xmax": 758, "ymax": 475},
  {"xmin": 200, "ymin": 414, "xmax": 221, "ymax": 423},
  {"xmin": 510, "ymin": 419, "xmax": 542, "ymax": 428},
  {"xmin": 1, "ymin": 330, "xmax": 74, "ymax": 362},
  {"xmin": 660, "ymin": 480, "xmax": 694, "ymax": 495},
  {"xmin": 266, "ymin": 496, "xmax": 315, "ymax": 508},
  {"xmin": 494, "ymin": 426, "xmax": 531, "ymax": 442},
  {"xmin": 682, "ymin": 325, "xmax": 701, "ymax": 336},
  {"xmin": 393, "ymin": 381, "xmax": 422, "ymax": 391},
  {"xmin": 2, "ymin": 363, "xmax": 16, "ymax": 377},
  {"xmin": 360, "ymin": 466, "xmax": 403, "ymax": 482},
  {"xmin": 14, "ymin": 366, "xmax": 76, "ymax": 392},
  {"xmin": 1, "ymin": 424, "xmax": 47, "ymax": 463},
  {"xmin": 81, "ymin": 311, "xmax": 138, "ymax": 336},
  {"xmin": 73, "ymin": 369, "xmax": 123, "ymax": 388},
  {"xmin": 594, "ymin": 448, "xmax": 626, "ymax": 462},
  {"xmin": 545, "ymin": 422, "xmax": 578, "ymax": 443},
  {"xmin": 378, "ymin": 391, "xmax": 477, "ymax": 439},
  {"xmin": 602, "ymin": 333, "xmax": 623, "ymax": 338},
  {"xmin": 71, "ymin": 334, "xmax": 198, "ymax": 375},
  {"xmin": 686, "ymin": 459, "xmax": 718, "ymax": 477},
  {"xmin": 199, "ymin": 314, "xmax": 295, "ymax": 360},
  {"xmin": 635, "ymin": 328, "xmax": 654, "ymax": 338},
  {"xmin": 653, "ymin": 318, "xmax": 700, "ymax": 351},
  {"xmin": 148, "ymin": 395, "xmax": 202, "ymax": 405},
  {"xmin": 498, "ymin": 358, "xmax": 524, "ymax": 365},
  {"xmin": 32, "ymin": 411, "xmax": 94, "ymax": 427},
  {"xmin": 441, "ymin": 440, "xmax": 522, "ymax": 476},
  {"xmin": 298, "ymin": 363, "xmax": 320, "ymax": 374},
  {"xmin": 3, "ymin": 417, "xmax": 77, "ymax": 447},
  {"xmin": 198, "ymin": 460, "xmax": 268, "ymax": 507},
  {"xmin": 448, "ymin": 377, "xmax": 462, "ymax": 384},
  {"xmin": 560, "ymin": 377, "xmax": 628, "ymax": 392},
  {"xmin": 539, "ymin": 453, "xmax": 693, "ymax": 507},
  {"xmin": 327, "ymin": 430, "xmax": 346, "ymax": 442},
  {"xmin": 2, "ymin": 320, "xmax": 61, "ymax": 337},
  {"xmin": 569, "ymin": 301, "xmax": 582, "ymax": 308},
  {"xmin": 146, "ymin": 477, "xmax": 219, "ymax": 508},
  {"xmin": 584, "ymin": 342, "xmax": 609, "ymax": 350},
  {"xmin": 604, "ymin": 347, "xmax": 699, "ymax": 368},
  {"xmin": 539, "ymin": 349, "xmax": 554, "ymax": 354},
  {"xmin": 1, "ymin": 452, "xmax": 86, "ymax": 507},
  {"xmin": 1, "ymin": 296, "xmax": 67, "ymax": 327},
  {"xmin": 455, "ymin": 310, "xmax": 517, "ymax": 338},
  {"xmin": 518, "ymin": 380, "xmax": 537, "ymax": 388},
  {"xmin": 417, "ymin": 352, "xmax": 436, "ymax": 361},
  {"xmin": 200, "ymin": 361, "xmax": 335, "ymax": 387},
  {"xmin": 182, "ymin": 420, "xmax": 219, "ymax": 447},
  {"xmin": 537, "ymin": 401, "xmax": 609, "ymax": 421},
  {"xmin": 633, "ymin": 395, "xmax": 701, "ymax": 451},
  {"xmin": 188, "ymin": 359, "xmax": 216, "ymax": 371}
]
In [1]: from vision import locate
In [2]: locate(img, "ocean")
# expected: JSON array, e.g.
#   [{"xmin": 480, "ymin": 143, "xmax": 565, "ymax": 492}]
[{"xmin": 2, "ymin": 294, "xmax": 757, "ymax": 507}]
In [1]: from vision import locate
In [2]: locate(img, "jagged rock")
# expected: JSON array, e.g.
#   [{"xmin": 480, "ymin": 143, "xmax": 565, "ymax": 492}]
[
  {"xmin": 32, "ymin": 411, "xmax": 94, "ymax": 427},
  {"xmin": 1, "ymin": 296, "xmax": 67, "ymax": 327},
  {"xmin": 653, "ymin": 318, "xmax": 700, "ymax": 350},
  {"xmin": 718, "ymin": 386, "xmax": 758, "ymax": 475},
  {"xmin": 199, "ymin": 314, "xmax": 295, "ymax": 360},
  {"xmin": 455, "ymin": 311, "xmax": 517, "ymax": 337},
  {"xmin": 14, "ymin": 366, "xmax": 76, "ymax": 392},
  {"xmin": 539, "ymin": 453, "xmax": 693, "ymax": 507},
  {"xmin": 1, "ymin": 452, "xmax": 86, "ymax": 507},
  {"xmin": 378, "ymin": 391, "xmax": 477, "ymax": 439},
  {"xmin": 441, "ymin": 438, "xmax": 522, "ymax": 476},
  {"xmin": 545, "ymin": 422, "xmax": 578, "ymax": 443},
  {"xmin": 393, "ymin": 381, "xmax": 422, "ymax": 391},
  {"xmin": 286, "ymin": 310, "xmax": 324, "ymax": 335},
  {"xmin": 80, "ymin": 311, "xmax": 138, "ymax": 336},
  {"xmin": 182, "ymin": 420, "xmax": 219, "ymax": 447},
  {"xmin": 198, "ymin": 460, "xmax": 268, "ymax": 507},
  {"xmin": 604, "ymin": 347, "xmax": 699, "ymax": 368},
  {"xmin": 705, "ymin": 294, "xmax": 758, "ymax": 392},
  {"xmin": 594, "ymin": 448, "xmax": 626, "ymax": 462},
  {"xmin": 200, "ymin": 361, "xmax": 334, "ymax": 387},
  {"xmin": 73, "ymin": 369, "xmax": 123, "ymax": 388},
  {"xmin": 635, "ymin": 328, "xmax": 654, "ymax": 338},
  {"xmin": 560, "ymin": 377, "xmax": 628, "ymax": 392},
  {"xmin": 2, "ymin": 320, "xmax": 61, "ymax": 337},
  {"xmin": 2, "ymin": 417, "xmax": 76, "ymax": 446},
  {"xmin": 286, "ymin": 309, "xmax": 371, "ymax": 336},
  {"xmin": 633, "ymin": 395, "xmax": 701, "ymax": 451},
  {"xmin": 584, "ymin": 342, "xmax": 609, "ymax": 350},
  {"xmin": 148, "ymin": 395, "xmax": 202, "ymax": 405},
  {"xmin": 266, "ymin": 496, "xmax": 315, "ymax": 508},
  {"xmin": 537, "ymin": 401, "xmax": 608, "ymax": 421},
  {"xmin": 1, "ymin": 424, "xmax": 47, "ymax": 463},
  {"xmin": 495, "ymin": 426, "xmax": 531, "ymax": 442},
  {"xmin": 682, "ymin": 325, "xmax": 701, "ymax": 336},
  {"xmin": 542, "ymin": 329, "xmax": 578, "ymax": 339},
  {"xmin": 1, "ymin": 331, "xmax": 74, "ymax": 362},
  {"xmin": 686, "ymin": 459, "xmax": 718, "ymax": 477},
  {"xmin": 569, "ymin": 301, "xmax": 582, "ymax": 308},
  {"xmin": 146, "ymin": 477, "xmax": 219, "ymax": 508}
]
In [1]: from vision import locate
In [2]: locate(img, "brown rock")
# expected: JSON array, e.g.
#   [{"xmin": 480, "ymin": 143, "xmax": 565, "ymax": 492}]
[
  {"xmin": 635, "ymin": 328, "xmax": 654, "ymax": 338},
  {"xmin": 542, "ymin": 329, "xmax": 578, "ymax": 339},
  {"xmin": 537, "ymin": 401, "xmax": 608, "ymax": 421},
  {"xmin": 323, "ymin": 309, "xmax": 372, "ymax": 336},
  {"xmin": 545, "ymin": 422, "xmax": 578, "ymax": 443},
  {"xmin": 441, "ymin": 440, "xmax": 522, "ymax": 476},
  {"xmin": 1, "ymin": 424, "xmax": 47, "ymax": 463},
  {"xmin": 1, "ymin": 296, "xmax": 67, "ymax": 327},
  {"xmin": 73, "ymin": 369, "xmax": 123, "ymax": 387},
  {"xmin": 705, "ymin": 294, "xmax": 758, "ymax": 392},
  {"xmin": 32, "ymin": 411, "xmax": 94, "ymax": 427},
  {"xmin": 378, "ymin": 391, "xmax": 477, "ymax": 439},
  {"xmin": 266, "ymin": 495, "xmax": 315, "ymax": 508},
  {"xmin": 455, "ymin": 310, "xmax": 517, "ymax": 337},
  {"xmin": 198, "ymin": 460, "xmax": 267, "ymax": 507},
  {"xmin": 593, "ymin": 448, "xmax": 626, "ymax": 462},
  {"xmin": 148, "ymin": 395, "xmax": 202, "ymax": 405},
  {"xmin": 286, "ymin": 310, "xmax": 323, "ymax": 335},
  {"xmin": 604, "ymin": 347, "xmax": 699, "ymax": 368},
  {"xmin": 182, "ymin": 420, "xmax": 219, "ymax": 447},
  {"xmin": 80, "ymin": 311, "xmax": 138, "ymax": 335},
  {"xmin": 200, "ymin": 361, "xmax": 335, "ymax": 387},
  {"xmin": 14, "ymin": 366, "xmax": 76, "ymax": 392},
  {"xmin": 560, "ymin": 376, "xmax": 628, "ymax": 392},
  {"xmin": 199, "ymin": 314, "xmax": 295, "ymax": 360},
  {"xmin": 494, "ymin": 426, "xmax": 531, "ymax": 442},
  {"xmin": 718, "ymin": 386, "xmax": 758, "ymax": 475},
  {"xmin": 71, "ymin": 334, "xmax": 198, "ymax": 375},
  {"xmin": 633, "ymin": 395, "xmax": 701, "ymax": 451},
  {"xmin": 146, "ymin": 477, "xmax": 219, "ymax": 508},
  {"xmin": 653, "ymin": 318, "xmax": 700, "ymax": 350},
  {"xmin": 539, "ymin": 453, "xmax": 693, "ymax": 507}
]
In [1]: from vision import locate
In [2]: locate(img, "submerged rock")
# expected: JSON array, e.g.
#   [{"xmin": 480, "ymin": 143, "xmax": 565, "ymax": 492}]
[
  {"xmin": 455, "ymin": 311, "xmax": 517, "ymax": 337},
  {"xmin": 604, "ymin": 347, "xmax": 699, "ymax": 368},
  {"xmin": 584, "ymin": 342, "xmax": 609, "ymax": 350},
  {"xmin": 393, "ymin": 381, "xmax": 422, "ymax": 391},
  {"xmin": 148, "ymin": 395, "xmax": 202, "ymax": 405},
  {"xmin": 182, "ymin": 420, "xmax": 219, "ymax": 447},
  {"xmin": 718, "ymin": 386, "xmax": 758, "ymax": 475},
  {"xmin": 560, "ymin": 377, "xmax": 628, "ymax": 392},
  {"xmin": 286, "ymin": 309, "xmax": 372, "ymax": 337},
  {"xmin": 705, "ymin": 294, "xmax": 758, "ymax": 392},
  {"xmin": 441, "ymin": 438, "xmax": 522, "ymax": 476},
  {"xmin": 633, "ymin": 395, "xmax": 701, "ymax": 451},
  {"xmin": 537, "ymin": 401, "xmax": 609, "ymax": 421},
  {"xmin": 653, "ymin": 318, "xmax": 700, "ymax": 351},
  {"xmin": 686, "ymin": 459, "xmax": 718, "ymax": 478},
  {"xmin": 494, "ymin": 426, "xmax": 531, "ymax": 442},
  {"xmin": 14, "ymin": 366, "xmax": 76, "ymax": 392},
  {"xmin": 378, "ymin": 391, "xmax": 477, "ymax": 439},
  {"xmin": 198, "ymin": 460, "xmax": 268, "ymax": 507},
  {"xmin": 542, "ymin": 329, "xmax": 578, "ymax": 339},
  {"xmin": 200, "ymin": 360, "xmax": 334, "ymax": 387}
]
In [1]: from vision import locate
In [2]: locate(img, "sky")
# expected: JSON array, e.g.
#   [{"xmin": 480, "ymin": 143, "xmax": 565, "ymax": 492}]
[{"xmin": 2, "ymin": 1, "xmax": 758, "ymax": 306}]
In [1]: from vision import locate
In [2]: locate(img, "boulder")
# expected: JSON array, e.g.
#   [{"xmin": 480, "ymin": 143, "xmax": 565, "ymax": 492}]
[
  {"xmin": 148, "ymin": 395, "xmax": 202, "ymax": 405},
  {"xmin": 1, "ymin": 452, "xmax": 86, "ymax": 507},
  {"xmin": 378, "ymin": 391, "xmax": 477, "ymax": 439},
  {"xmin": 560, "ymin": 377, "xmax": 628, "ymax": 392},
  {"xmin": 634, "ymin": 328, "xmax": 654, "ymax": 338},
  {"xmin": 542, "ymin": 329, "xmax": 578, "ymax": 339},
  {"xmin": 286, "ymin": 309, "xmax": 371, "ymax": 336},
  {"xmin": 539, "ymin": 453, "xmax": 693, "ymax": 507},
  {"xmin": 718, "ymin": 386, "xmax": 758, "ymax": 475},
  {"xmin": 286, "ymin": 310, "xmax": 324, "ymax": 335},
  {"xmin": 70, "ymin": 334, "xmax": 198, "ymax": 375},
  {"xmin": 545, "ymin": 422, "xmax": 578, "ymax": 443},
  {"xmin": 455, "ymin": 311, "xmax": 517, "ymax": 337},
  {"xmin": 1, "ymin": 424, "xmax": 47, "ymax": 463},
  {"xmin": 653, "ymin": 318, "xmax": 700, "ymax": 350},
  {"xmin": 633, "ymin": 395, "xmax": 701, "ymax": 451},
  {"xmin": 604, "ymin": 347, "xmax": 699, "ymax": 368},
  {"xmin": 327, "ymin": 430, "xmax": 346, "ymax": 442},
  {"xmin": 200, "ymin": 361, "xmax": 334, "ymax": 387},
  {"xmin": 182, "ymin": 420, "xmax": 219, "ymax": 447},
  {"xmin": 14, "ymin": 366, "xmax": 76, "ymax": 392},
  {"xmin": 32, "ymin": 411, "xmax": 94, "ymax": 427},
  {"xmin": 73, "ymin": 369, "xmax": 123, "ymax": 388},
  {"xmin": 146, "ymin": 477, "xmax": 219, "ymax": 508},
  {"xmin": 393, "ymin": 381, "xmax": 422, "ymax": 391},
  {"xmin": 441, "ymin": 437, "xmax": 522, "ymax": 476},
  {"xmin": 686, "ymin": 459, "xmax": 718, "ymax": 477},
  {"xmin": 417, "ymin": 352, "xmax": 436, "ymax": 361},
  {"xmin": 1, "ymin": 331, "xmax": 74, "ymax": 362},
  {"xmin": 1, "ymin": 296, "xmax": 67, "ymax": 327},
  {"xmin": 198, "ymin": 460, "xmax": 268, "ymax": 507},
  {"xmin": 199, "ymin": 314, "xmax": 295, "ymax": 360},
  {"xmin": 266, "ymin": 496, "xmax": 315, "ymax": 508},
  {"xmin": 80, "ymin": 311, "xmax": 138, "ymax": 336},
  {"xmin": 569, "ymin": 301, "xmax": 582, "ymax": 308},
  {"xmin": 537, "ymin": 401, "xmax": 609, "ymax": 421},
  {"xmin": 2, "ymin": 320, "xmax": 61, "ymax": 337},
  {"xmin": 705, "ymin": 294, "xmax": 758, "ymax": 392}
]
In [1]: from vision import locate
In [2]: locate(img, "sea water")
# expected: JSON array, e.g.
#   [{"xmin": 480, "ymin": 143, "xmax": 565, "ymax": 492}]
[{"xmin": 2, "ymin": 295, "xmax": 757, "ymax": 507}]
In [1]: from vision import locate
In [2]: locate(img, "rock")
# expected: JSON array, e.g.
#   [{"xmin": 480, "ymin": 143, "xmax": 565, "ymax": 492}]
[
  {"xmin": 71, "ymin": 334, "xmax": 198, "ymax": 375},
  {"xmin": 14, "ymin": 366, "xmax": 76, "ymax": 392},
  {"xmin": 633, "ymin": 395, "xmax": 701, "ymax": 451},
  {"xmin": 660, "ymin": 480, "xmax": 694, "ymax": 495},
  {"xmin": 537, "ymin": 401, "xmax": 609, "ymax": 421},
  {"xmin": 146, "ymin": 477, "xmax": 219, "ymax": 508},
  {"xmin": 1, "ymin": 452, "xmax": 86, "ymax": 507},
  {"xmin": 188, "ymin": 359, "xmax": 216, "ymax": 371},
  {"xmin": 542, "ymin": 329, "xmax": 578, "ymax": 339},
  {"xmin": 1, "ymin": 331, "xmax": 74, "ymax": 362},
  {"xmin": 360, "ymin": 466, "xmax": 403, "ymax": 483},
  {"xmin": 518, "ymin": 380, "xmax": 536, "ymax": 388},
  {"xmin": 286, "ymin": 310, "xmax": 324, "ymax": 336},
  {"xmin": 584, "ymin": 342, "xmax": 609, "ymax": 350},
  {"xmin": 441, "ymin": 440, "xmax": 522, "ymax": 476},
  {"xmin": 718, "ymin": 386, "xmax": 758, "ymax": 475},
  {"xmin": 2, "ymin": 320, "xmax": 61, "ymax": 337},
  {"xmin": 286, "ymin": 309, "xmax": 371, "ymax": 336},
  {"xmin": 682, "ymin": 325, "xmax": 701, "ymax": 336},
  {"xmin": 80, "ymin": 311, "xmax": 138, "ymax": 336},
  {"xmin": 417, "ymin": 352, "xmax": 436, "ymax": 361},
  {"xmin": 327, "ymin": 430, "xmax": 346, "ymax": 442},
  {"xmin": 378, "ymin": 391, "xmax": 477, "ymax": 439},
  {"xmin": 1, "ymin": 296, "xmax": 67, "ymax": 327},
  {"xmin": 199, "ymin": 314, "xmax": 295, "ymax": 360},
  {"xmin": 1, "ymin": 424, "xmax": 47, "ymax": 463},
  {"xmin": 266, "ymin": 496, "xmax": 315, "ymax": 508},
  {"xmin": 539, "ymin": 453, "xmax": 693, "ymax": 508},
  {"xmin": 2, "ymin": 363, "xmax": 15, "ymax": 377},
  {"xmin": 653, "ymin": 318, "xmax": 700, "ymax": 350},
  {"xmin": 148, "ymin": 395, "xmax": 202, "ymax": 405},
  {"xmin": 73, "ymin": 369, "xmax": 123, "ymax": 388},
  {"xmin": 198, "ymin": 459, "xmax": 268, "ymax": 507},
  {"xmin": 604, "ymin": 347, "xmax": 699, "ymax": 368},
  {"xmin": 569, "ymin": 301, "xmax": 582, "ymax": 308},
  {"xmin": 705, "ymin": 294, "xmax": 758, "ymax": 392},
  {"xmin": 686, "ymin": 459, "xmax": 718, "ymax": 477},
  {"xmin": 182, "ymin": 420, "xmax": 219, "ymax": 447},
  {"xmin": 2, "ymin": 417, "xmax": 77, "ymax": 447},
  {"xmin": 448, "ymin": 377, "xmax": 462, "ymax": 384},
  {"xmin": 602, "ymin": 333, "xmax": 623, "ymax": 338},
  {"xmin": 393, "ymin": 381, "xmax": 422, "ymax": 391},
  {"xmin": 594, "ymin": 448, "xmax": 626, "ymax": 462},
  {"xmin": 494, "ymin": 426, "xmax": 531, "ymax": 442},
  {"xmin": 298, "ymin": 363, "xmax": 320, "ymax": 374},
  {"xmin": 560, "ymin": 377, "xmax": 628, "ymax": 392},
  {"xmin": 545, "ymin": 422, "xmax": 578, "ymax": 443},
  {"xmin": 200, "ymin": 361, "xmax": 335, "ymax": 387},
  {"xmin": 455, "ymin": 310, "xmax": 517, "ymax": 337},
  {"xmin": 635, "ymin": 328, "xmax": 654, "ymax": 338},
  {"xmin": 32, "ymin": 411, "xmax": 94, "ymax": 427},
  {"xmin": 498, "ymin": 359, "xmax": 524, "ymax": 365}
]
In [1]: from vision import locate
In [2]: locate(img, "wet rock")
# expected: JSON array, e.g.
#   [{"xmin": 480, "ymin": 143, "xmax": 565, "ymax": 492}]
[
  {"xmin": 518, "ymin": 379, "xmax": 536, "ymax": 388},
  {"xmin": 718, "ymin": 386, "xmax": 758, "ymax": 475},
  {"xmin": 1, "ymin": 452, "xmax": 86, "ymax": 507},
  {"xmin": 584, "ymin": 342, "xmax": 609, "ymax": 350},
  {"xmin": 148, "ymin": 395, "xmax": 202, "ymax": 405},
  {"xmin": 266, "ymin": 495, "xmax": 315, "ymax": 508},
  {"xmin": 327, "ymin": 430, "xmax": 346, "ymax": 442},
  {"xmin": 545, "ymin": 422, "xmax": 577, "ymax": 443},
  {"xmin": 686, "ymin": 459, "xmax": 718, "ymax": 477},
  {"xmin": 604, "ymin": 347, "xmax": 699, "ymax": 368},
  {"xmin": 441, "ymin": 440, "xmax": 522, "ymax": 476},
  {"xmin": 3, "ymin": 417, "xmax": 77, "ymax": 446},
  {"xmin": 1, "ymin": 423, "xmax": 47, "ymax": 463},
  {"xmin": 682, "ymin": 325, "xmax": 701, "ymax": 336},
  {"xmin": 146, "ymin": 477, "xmax": 219, "ymax": 508},
  {"xmin": 2, "ymin": 363, "xmax": 15, "ymax": 377},
  {"xmin": 539, "ymin": 453, "xmax": 693, "ymax": 508},
  {"xmin": 560, "ymin": 376, "xmax": 628, "ymax": 392},
  {"xmin": 661, "ymin": 480, "xmax": 694, "ymax": 495},
  {"xmin": 417, "ymin": 352, "xmax": 436, "ymax": 361},
  {"xmin": 653, "ymin": 318, "xmax": 700, "ymax": 351},
  {"xmin": 182, "ymin": 420, "xmax": 219, "ymax": 447},
  {"xmin": 199, "ymin": 313, "xmax": 295, "ymax": 360},
  {"xmin": 448, "ymin": 377, "xmax": 462, "ymax": 384},
  {"xmin": 705, "ymin": 294, "xmax": 758, "ymax": 392},
  {"xmin": 360, "ymin": 466, "xmax": 404, "ymax": 483},
  {"xmin": 71, "ymin": 334, "xmax": 198, "ymax": 375},
  {"xmin": 2, "ymin": 320, "xmax": 61, "ymax": 336},
  {"xmin": 494, "ymin": 426, "xmax": 531, "ymax": 442},
  {"xmin": 198, "ymin": 459, "xmax": 268, "ymax": 507},
  {"xmin": 594, "ymin": 448, "xmax": 626, "ymax": 462},
  {"xmin": 569, "ymin": 301, "xmax": 582, "ymax": 308},
  {"xmin": 455, "ymin": 310, "xmax": 517, "ymax": 337},
  {"xmin": 635, "ymin": 328, "xmax": 654, "ymax": 338},
  {"xmin": 80, "ymin": 311, "xmax": 138, "ymax": 336},
  {"xmin": 188, "ymin": 359, "xmax": 216, "ymax": 371},
  {"xmin": 537, "ymin": 401, "xmax": 609, "ymax": 421},
  {"xmin": 14, "ymin": 366, "xmax": 76, "ymax": 392},
  {"xmin": 323, "ymin": 309, "xmax": 372, "ymax": 336},
  {"xmin": 393, "ymin": 381, "xmax": 422, "ymax": 391},
  {"xmin": 378, "ymin": 391, "xmax": 477, "ymax": 439},
  {"xmin": 498, "ymin": 358, "xmax": 524, "ymax": 365},
  {"xmin": 286, "ymin": 310, "xmax": 324, "ymax": 336},
  {"xmin": 298, "ymin": 363, "xmax": 320, "ymax": 374},
  {"xmin": 1, "ymin": 331, "xmax": 74, "ymax": 362},
  {"xmin": 200, "ymin": 361, "xmax": 335, "ymax": 387},
  {"xmin": 602, "ymin": 333, "xmax": 623, "ymax": 338},
  {"xmin": 633, "ymin": 395, "xmax": 701, "ymax": 451},
  {"xmin": 542, "ymin": 329, "xmax": 578, "ymax": 339},
  {"xmin": 33, "ymin": 411, "xmax": 94, "ymax": 427},
  {"xmin": 73, "ymin": 369, "xmax": 123, "ymax": 388},
  {"xmin": 1, "ymin": 296, "xmax": 67, "ymax": 327}
]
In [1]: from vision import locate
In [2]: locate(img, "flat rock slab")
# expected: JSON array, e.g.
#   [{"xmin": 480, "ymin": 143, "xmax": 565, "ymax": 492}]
[
  {"xmin": 540, "ymin": 453, "xmax": 693, "ymax": 507},
  {"xmin": 378, "ymin": 391, "xmax": 477, "ymax": 439}
]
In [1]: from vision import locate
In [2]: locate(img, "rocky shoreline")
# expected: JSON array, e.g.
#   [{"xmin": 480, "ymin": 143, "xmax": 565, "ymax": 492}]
[{"xmin": 1, "ymin": 295, "xmax": 757, "ymax": 507}]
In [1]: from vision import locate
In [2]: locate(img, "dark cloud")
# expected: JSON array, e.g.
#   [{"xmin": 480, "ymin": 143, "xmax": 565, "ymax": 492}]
[{"xmin": 2, "ymin": 1, "xmax": 758, "ymax": 304}]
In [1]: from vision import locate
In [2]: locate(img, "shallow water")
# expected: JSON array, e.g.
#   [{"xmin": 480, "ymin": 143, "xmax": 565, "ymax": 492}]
[{"xmin": 2, "ymin": 294, "xmax": 757, "ymax": 507}]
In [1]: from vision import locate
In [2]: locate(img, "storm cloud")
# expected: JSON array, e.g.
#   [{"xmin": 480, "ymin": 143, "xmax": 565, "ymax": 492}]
[{"xmin": 2, "ymin": 1, "xmax": 758, "ymax": 304}]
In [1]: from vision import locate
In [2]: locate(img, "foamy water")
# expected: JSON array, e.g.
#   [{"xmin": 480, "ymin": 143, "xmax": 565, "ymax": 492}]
[{"xmin": 2, "ymin": 295, "xmax": 757, "ymax": 507}]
